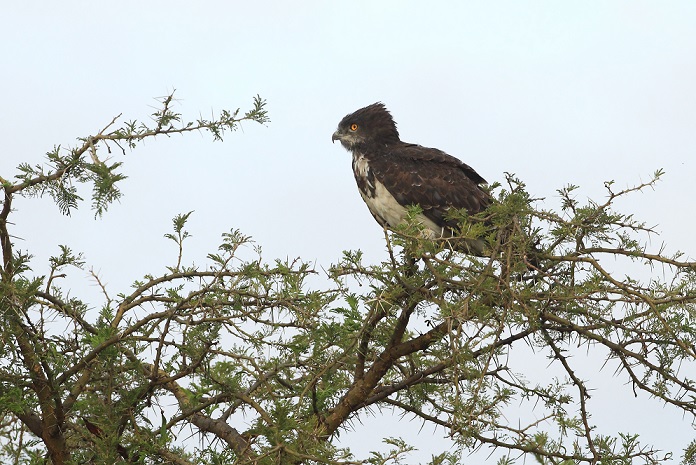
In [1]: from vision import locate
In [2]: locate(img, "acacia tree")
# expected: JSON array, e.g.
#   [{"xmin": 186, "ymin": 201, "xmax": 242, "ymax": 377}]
[{"xmin": 0, "ymin": 94, "xmax": 695, "ymax": 465}]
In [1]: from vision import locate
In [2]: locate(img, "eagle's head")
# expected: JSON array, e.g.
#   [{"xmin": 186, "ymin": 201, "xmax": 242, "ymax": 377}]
[{"xmin": 332, "ymin": 102, "xmax": 400, "ymax": 150}]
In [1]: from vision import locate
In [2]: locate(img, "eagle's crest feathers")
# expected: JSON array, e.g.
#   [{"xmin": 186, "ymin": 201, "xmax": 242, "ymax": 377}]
[{"xmin": 332, "ymin": 102, "xmax": 400, "ymax": 150}]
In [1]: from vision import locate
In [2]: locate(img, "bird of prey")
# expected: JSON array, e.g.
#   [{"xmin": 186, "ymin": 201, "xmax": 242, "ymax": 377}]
[{"xmin": 332, "ymin": 102, "xmax": 491, "ymax": 254}]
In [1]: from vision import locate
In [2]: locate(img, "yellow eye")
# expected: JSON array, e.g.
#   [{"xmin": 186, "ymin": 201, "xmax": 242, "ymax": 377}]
[{"xmin": 350, "ymin": 123, "xmax": 358, "ymax": 131}]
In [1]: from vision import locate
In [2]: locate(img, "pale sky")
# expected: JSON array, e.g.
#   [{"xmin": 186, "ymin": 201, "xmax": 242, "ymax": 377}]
[{"xmin": 2, "ymin": 2, "xmax": 695, "ymax": 461}]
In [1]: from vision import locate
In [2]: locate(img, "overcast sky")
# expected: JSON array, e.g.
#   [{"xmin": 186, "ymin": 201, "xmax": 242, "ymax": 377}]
[{"xmin": 2, "ymin": 1, "xmax": 695, "ymax": 461}]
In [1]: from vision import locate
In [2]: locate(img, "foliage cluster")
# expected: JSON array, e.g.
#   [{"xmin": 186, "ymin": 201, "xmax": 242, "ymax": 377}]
[{"xmin": 0, "ymin": 94, "xmax": 694, "ymax": 465}]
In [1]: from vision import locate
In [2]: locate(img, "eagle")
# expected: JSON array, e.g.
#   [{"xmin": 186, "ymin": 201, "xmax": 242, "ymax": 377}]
[{"xmin": 332, "ymin": 102, "xmax": 491, "ymax": 255}]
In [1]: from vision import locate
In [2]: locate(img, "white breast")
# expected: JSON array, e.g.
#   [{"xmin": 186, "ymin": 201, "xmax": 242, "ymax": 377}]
[{"xmin": 353, "ymin": 154, "xmax": 443, "ymax": 237}]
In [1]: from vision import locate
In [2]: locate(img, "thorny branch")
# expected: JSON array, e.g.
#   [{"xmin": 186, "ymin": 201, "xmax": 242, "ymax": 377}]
[{"xmin": 0, "ymin": 98, "xmax": 694, "ymax": 465}]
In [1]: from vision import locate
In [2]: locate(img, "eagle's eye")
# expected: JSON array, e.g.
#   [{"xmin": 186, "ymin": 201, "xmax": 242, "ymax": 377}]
[{"xmin": 350, "ymin": 123, "xmax": 359, "ymax": 131}]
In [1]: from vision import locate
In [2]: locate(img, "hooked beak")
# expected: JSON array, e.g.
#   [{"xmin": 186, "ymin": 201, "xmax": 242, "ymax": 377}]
[{"xmin": 331, "ymin": 130, "xmax": 342, "ymax": 143}]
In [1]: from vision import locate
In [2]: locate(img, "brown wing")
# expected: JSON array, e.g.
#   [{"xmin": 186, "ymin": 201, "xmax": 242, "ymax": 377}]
[{"xmin": 368, "ymin": 142, "xmax": 490, "ymax": 230}]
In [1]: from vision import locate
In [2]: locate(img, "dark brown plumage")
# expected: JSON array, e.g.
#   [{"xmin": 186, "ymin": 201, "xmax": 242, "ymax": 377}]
[{"xmin": 332, "ymin": 102, "xmax": 491, "ymax": 254}]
